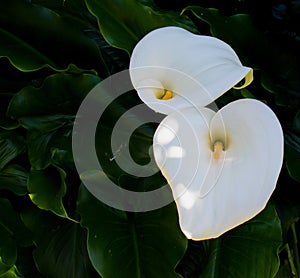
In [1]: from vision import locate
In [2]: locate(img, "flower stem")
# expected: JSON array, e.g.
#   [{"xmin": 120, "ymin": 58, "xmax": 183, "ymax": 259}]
[
  {"xmin": 285, "ymin": 243, "xmax": 297, "ymax": 276},
  {"xmin": 292, "ymin": 223, "xmax": 300, "ymax": 277}
]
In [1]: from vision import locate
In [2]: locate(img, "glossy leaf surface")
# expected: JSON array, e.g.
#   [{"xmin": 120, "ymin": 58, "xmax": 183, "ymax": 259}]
[
  {"xmin": 27, "ymin": 167, "xmax": 69, "ymax": 219},
  {"xmin": 0, "ymin": 0, "xmax": 108, "ymax": 75},
  {"xmin": 85, "ymin": 0, "xmax": 196, "ymax": 53},
  {"xmin": 21, "ymin": 208, "xmax": 97, "ymax": 278},
  {"xmin": 77, "ymin": 186, "xmax": 187, "ymax": 278},
  {"xmin": 199, "ymin": 204, "xmax": 282, "ymax": 278}
]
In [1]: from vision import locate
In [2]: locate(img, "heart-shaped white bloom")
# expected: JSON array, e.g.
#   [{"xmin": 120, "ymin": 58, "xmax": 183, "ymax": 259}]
[
  {"xmin": 129, "ymin": 26, "xmax": 253, "ymax": 115},
  {"xmin": 153, "ymin": 99, "xmax": 283, "ymax": 240}
]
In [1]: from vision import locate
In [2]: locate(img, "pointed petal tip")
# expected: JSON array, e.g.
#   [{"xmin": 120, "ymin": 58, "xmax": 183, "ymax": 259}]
[{"xmin": 233, "ymin": 68, "xmax": 254, "ymax": 89}]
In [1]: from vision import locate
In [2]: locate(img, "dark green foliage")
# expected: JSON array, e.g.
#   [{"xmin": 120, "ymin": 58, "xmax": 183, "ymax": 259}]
[{"xmin": 0, "ymin": 0, "xmax": 299, "ymax": 277}]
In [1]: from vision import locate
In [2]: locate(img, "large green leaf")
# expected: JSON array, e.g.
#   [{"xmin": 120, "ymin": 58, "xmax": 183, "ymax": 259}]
[
  {"xmin": 0, "ymin": 130, "xmax": 25, "ymax": 171},
  {"xmin": 27, "ymin": 166, "xmax": 69, "ymax": 219},
  {"xmin": 285, "ymin": 111, "xmax": 300, "ymax": 182},
  {"xmin": 0, "ymin": 63, "xmax": 41, "ymax": 129},
  {"xmin": 77, "ymin": 185, "xmax": 187, "ymax": 278},
  {"xmin": 0, "ymin": 0, "xmax": 108, "ymax": 75},
  {"xmin": 85, "ymin": 0, "xmax": 196, "ymax": 54},
  {"xmin": 0, "ymin": 164, "xmax": 27, "ymax": 196},
  {"xmin": 285, "ymin": 131, "xmax": 300, "ymax": 183},
  {"xmin": 260, "ymin": 73, "xmax": 300, "ymax": 106},
  {"xmin": 198, "ymin": 204, "xmax": 282, "ymax": 278},
  {"xmin": 7, "ymin": 73, "xmax": 101, "ymax": 118},
  {"xmin": 32, "ymin": 0, "xmax": 97, "ymax": 24},
  {"xmin": 15, "ymin": 247, "xmax": 43, "ymax": 278},
  {"xmin": 0, "ymin": 199, "xmax": 32, "ymax": 269},
  {"xmin": 274, "ymin": 263, "xmax": 295, "ymax": 278},
  {"xmin": 21, "ymin": 207, "xmax": 98, "ymax": 278},
  {"xmin": 31, "ymin": 0, "xmax": 130, "ymax": 73},
  {"xmin": 0, "ymin": 263, "xmax": 22, "ymax": 278},
  {"xmin": 293, "ymin": 110, "xmax": 300, "ymax": 132},
  {"xmin": 182, "ymin": 6, "xmax": 267, "ymax": 66},
  {"xmin": 24, "ymin": 116, "xmax": 74, "ymax": 170},
  {"xmin": 0, "ymin": 258, "xmax": 10, "ymax": 276},
  {"xmin": 7, "ymin": 73, "xmax": 100, "ymax": 169}
]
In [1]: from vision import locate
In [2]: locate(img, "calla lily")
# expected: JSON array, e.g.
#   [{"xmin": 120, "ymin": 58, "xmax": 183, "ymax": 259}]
[
  {"xmin": 153, "ymin": 99, "xmax": 283, "ymax": 240},
  {"xmin": 129, "ymin": 26, "xmax": 253, "ymax": 115}
]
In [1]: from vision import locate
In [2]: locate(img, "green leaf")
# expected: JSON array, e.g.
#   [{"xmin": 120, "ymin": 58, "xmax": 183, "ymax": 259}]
[
  {"xmin": 182, "ymin": 7, "xmax": 265, "ymax": 65},
  {"xmin": 7, "ymin": 73, "xmax": 101, "ymax": 119},
  {"xmin": 285, "ymin": 131, "xmax": 300, "ymax": 182},
  {"xmin": 77, "ymin": 185, "xmax": 187, "ymax": 278},
  {"xmin": 32, "ymin": 0, "xmax": 97, "ymax": 24},
  {"xmin": 21, "ymin": 208, "xmax": 98, "ymax": 278},
  {"xmin": 199, "ymin": 204, "xmax": 282, "ymax": 278},
  {"xmin": 274, "ymin": 263, "xmax": 295, "ymax": 278},
  {"xmin": 20, "ymin": 115, "xmax": 74, "ymax": 170},
  {"xmin": 15, "ymin": 247, "xmax": 42, "ymax": 278},
  {"xmin": 7, "ymin": 73, "xmax": 100, "ymax": 169},
  {"xmin": 0, "ymin": 0, "xmax": 108, "ymax": 75},
  {"xmin": 0, "ymin": 131, "xmax": 25, "ymax": 171},
  {"xmin": 50, "ymin": 147, "xmax": 75, "ymax": 171},
  {"xmin": 27, "ymin": 166, "xmax": 69, "ymax": 219},
  {"xmin": 0, "ymin": 264, "xmax": 22, "ymax": 278},
  {"xmin": 293, "ymin": 110, "xmax": 300, "ymax": 133},
  {"xmin": 0, "ymin": 27, "xmax": 58, "ymax": 71},
  {"xmin": 0, "ymin": 164, "xmax": 27, "ymax": 196},
  {"xmin": 31, "ymin": 0, "xmax": 130, "ymax": 73},
  {"xmin": 24, "ymin": 118, "xmax": 73, "ymax": 170},
  {"xmin": 129, "ymin": 122, "xmax": 156, "ymax": 166},
  {"xmin": 0, "ymin": 258, "xmax": 10, "ymax": 276},
  {"xmin": 19, "ymin": 115, "xmax": 75, "ymax": 132},
  {"xmin": 85, "ymin": 0, "xmax": 196, "ymax": 54},
  {"xmin": 261, "ymin": 73, "xmax": 300, "ymax": 106},
  {"xmin": 0, "ymin": 199, "xmax": 32, "ymax": 268}
]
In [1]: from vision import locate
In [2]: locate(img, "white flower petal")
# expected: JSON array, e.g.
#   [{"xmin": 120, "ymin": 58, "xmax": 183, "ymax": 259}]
[
  {"xmin": 153, "ymin": 106, "xmax": 215, "ymax": 196},
  {"xmin": 153, "ymin": 99, "xmax": 283, "ymax": 240},
  {"xmin": 130, "ymin": 26, "xmax": 252, "ymax": 114}
]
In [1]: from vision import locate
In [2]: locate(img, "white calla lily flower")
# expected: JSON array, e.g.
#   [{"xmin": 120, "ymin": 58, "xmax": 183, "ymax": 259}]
[
  {"xmin": 153, "ymin": 99, "xmax": 283, "ymax": 240},
  {"xmin": 129, "ymin": 26, "xmax": 253, "ymax": 114}
]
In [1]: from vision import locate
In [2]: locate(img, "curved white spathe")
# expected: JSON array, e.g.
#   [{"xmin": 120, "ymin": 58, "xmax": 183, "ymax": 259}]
[
  {"xmin": 153, "ymin": 99, "xmax": 283, "ymax": 240},
  {"xmin": 129, "ymin": 26, "xmax": 253, "ymax": 114}
]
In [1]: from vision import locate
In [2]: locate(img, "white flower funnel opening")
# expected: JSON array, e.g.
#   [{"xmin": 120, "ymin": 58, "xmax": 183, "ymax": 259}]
[{"xmin": 129, "ymin": 26, "xmax": 253, "ymax": 114}]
